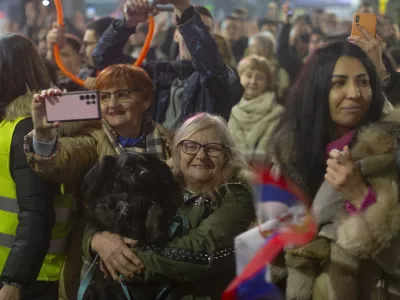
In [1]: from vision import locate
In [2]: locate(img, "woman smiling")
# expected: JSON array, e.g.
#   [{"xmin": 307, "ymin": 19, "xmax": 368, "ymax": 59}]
[
  {"xmin": 25, "ymin": 64, "xmax": 171, "ymax": 179},
  {"xmin": 268, "ymin": 40, "xmax": 400, "ymax": 300},
  {"xmin": 24, "ymin": 64, "xmax": 171, "ymax": 299},
  {"xmin": 85, "ymin": 113, "xmax": 255, "ymax": 299},
  {"xmin": 228, "ymin": 55, "xmax": 284, "ymax": 163}
]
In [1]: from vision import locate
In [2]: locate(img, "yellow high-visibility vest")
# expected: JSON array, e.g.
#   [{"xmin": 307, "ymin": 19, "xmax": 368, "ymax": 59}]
[{"xmin": 0, "ymin": 117, "xmax": 72, "ymax": 281}]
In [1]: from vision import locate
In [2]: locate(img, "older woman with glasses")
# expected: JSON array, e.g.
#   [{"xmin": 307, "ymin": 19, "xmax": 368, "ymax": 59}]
[
  {"xmin": 82, "ymin": 113, "xmax": 255, "ymax": 300},
  {"xmin": 23, "ymin": 64, "xmax": 171, "ymax": 299},
  {"xmin": 25, "ymin": 63, "xmax": 171, "ymax": 176}
]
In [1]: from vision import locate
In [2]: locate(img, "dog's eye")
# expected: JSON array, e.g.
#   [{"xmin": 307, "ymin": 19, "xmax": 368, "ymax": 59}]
[{"xmin": 124, "ymin": 165, "xmax": 133, "ymax": 172}]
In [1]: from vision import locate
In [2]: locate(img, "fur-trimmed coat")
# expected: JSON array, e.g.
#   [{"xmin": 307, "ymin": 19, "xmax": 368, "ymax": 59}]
[{"xmin": 271, "ymin": 108, "xmax": 400, "ymax": 300}]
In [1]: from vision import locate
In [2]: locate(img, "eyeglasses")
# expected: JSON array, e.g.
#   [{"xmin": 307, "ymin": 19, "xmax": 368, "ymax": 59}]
[
  {"xmin": 99, "ymin": 88, "xmax": 142, "ymax": 104},
  {"xmin": 180, "ymin": 140, "xmax": 225, "ymax": 158}
]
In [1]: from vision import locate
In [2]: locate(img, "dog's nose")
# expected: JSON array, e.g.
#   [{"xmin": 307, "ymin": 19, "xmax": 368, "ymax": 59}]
[{"xmin": 137, "ymin": 168, "xmax": 153, "ymax": 181}]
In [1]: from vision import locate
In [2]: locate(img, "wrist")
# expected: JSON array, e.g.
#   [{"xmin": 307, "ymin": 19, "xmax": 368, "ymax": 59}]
[
  {"xmin": 376, "ymin": 66, "xmax": 390, "ymax": 81},
  {"xmin": 1, "ymin": 281, "xmax": 22, "ymax": 290},
  {"xmin": 34, "ymin": 129, "xmax": 56, "ymax": 142},
  {"xmin": 353, "ymin": 184, "xmax": 369, "ymax": 207},
  {"xmin": 91, "ymin": 231, "xmax": 108, "ymax": 252},
  {"xmin": 124, "ymin": 18, "xmax": 137, "ymax": 29},
  {"xmin": 46, "ymin": 50, "xmax": 53, "ymax": 61},
  {"xmin": 91, "ymin": 232, "xmax": 101, "ymax": 252},
  {"xmin": 174, "ymin": 1, "xmax": 191, "ymax": 18}
]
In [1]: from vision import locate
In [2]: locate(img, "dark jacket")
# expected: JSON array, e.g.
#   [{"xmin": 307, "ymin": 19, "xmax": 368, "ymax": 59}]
[
  {"xmin": 276, "ymin": 23, "xmax": 303, "ymax": 83},
  {"xmin": 57, "ymin": 67, "xmax": 97, "ymax": 92},
  {"xmin": 232, "ymin": 36, "xmax": 248, "ymax": 63},
  {"xmin": 92, "ymin": 6, "xmax": 243, "ymax": 128},
  {"xmin": 82, "ymin": 182, "xmax": 255, "ymax": 300},
  {"xmin": 384, "ymin": 71, "xmax": 400, "ymax": 105},
  {"xmin": 0, "ymin": 94, "xmax": 59, "ymax": 287}
]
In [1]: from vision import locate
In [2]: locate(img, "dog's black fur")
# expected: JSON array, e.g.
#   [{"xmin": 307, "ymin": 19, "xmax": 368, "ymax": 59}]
[{"xmin": 81, "ymin": 152, "xmax": 182, "ymax": 300}]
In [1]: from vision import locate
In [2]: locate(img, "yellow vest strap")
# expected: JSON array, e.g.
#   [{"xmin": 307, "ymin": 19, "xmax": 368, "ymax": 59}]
[
  {"xmin": 0, "ymin": 233, "xmax": 67, "ymax": 253},
  {"xmin": 0, "ymin": 196, "xmax": 71, "ymax": 222}
]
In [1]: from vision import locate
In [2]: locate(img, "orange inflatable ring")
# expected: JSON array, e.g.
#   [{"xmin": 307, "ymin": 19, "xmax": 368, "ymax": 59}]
[{"xmin": 53, "ymin": 0, "xmax": 154, "ymax": 87}]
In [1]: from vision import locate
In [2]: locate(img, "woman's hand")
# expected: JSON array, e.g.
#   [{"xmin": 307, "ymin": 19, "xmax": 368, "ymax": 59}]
[
  {"xmin": 0, "ymin": 285, "xmax": 21, "ymax": 300},
  {"xmin": 124, "ymin": 0, "xmax": 166, "ymax": 28},
  {"xmin": 47, "ymin": 23, "xmax": 66, "ymax": 50},
  {"xmin": 281, "ymin": 2, "xmax": 292, "ymax": 24},
  {"xmin": 347, "ymin": 24, "xmax": 390, "ymax": 81},
  {"xmin": 325, "ymin": 146, "xmax": 368, "ymax": 207},
  {"xmin": 45, "ymin": 23, "xmax": 66, "ymax": 61},
  {"xmin": 91, "ymin": 231, "xmax": 144, "ymax": 281},
  {"xmin": 32, "ymin": 89, "xmax": 62, "ymax": 142}
]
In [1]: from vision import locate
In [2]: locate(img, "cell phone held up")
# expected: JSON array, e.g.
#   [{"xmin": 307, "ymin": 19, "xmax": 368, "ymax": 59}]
[
  {"xmin": 44, "ymin": 91, "xmax": 102, "ymax": 123},
  {"xmin": 351, "ymin": 13, "xmax": 377, "ymax": 38}
]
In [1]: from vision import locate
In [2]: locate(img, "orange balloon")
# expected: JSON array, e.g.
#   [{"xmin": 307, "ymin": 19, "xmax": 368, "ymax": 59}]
[
  {"xmin": 53, "ymin": 0, "xmax": 85, "ymax": 86},
  {"xmin": 134, "ymin": 15, "xmax": 155, "ymax": 67},
  {"xmin": 53, "ymin": 0, "xmax": 156, "ymax": 87}
]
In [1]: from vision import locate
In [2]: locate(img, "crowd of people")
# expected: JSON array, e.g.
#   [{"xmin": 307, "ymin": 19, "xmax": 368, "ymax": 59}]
[{"xmin": 0, "ymin": 0, "xmax": 400, "ymax": 299}]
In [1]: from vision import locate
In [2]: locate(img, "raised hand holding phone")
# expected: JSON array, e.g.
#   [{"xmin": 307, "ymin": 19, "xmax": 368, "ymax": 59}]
[
  {"xmin": 32, "ymin": 89, "xmax": 102, "ymax": 142},
  {"xmin": 347, "ymin": 21, "xmax": 390, "ymax": 81},
  {"xmin": 32, "ymin": 89, "xmax": 62, "ymax": 142},
  {"xmin": 281, "ymin": 0, "xmax": 292, "ymax": 24},
  {"xmin": 350, "ymin": 13, "xmax": 377, "ymax": 38}
]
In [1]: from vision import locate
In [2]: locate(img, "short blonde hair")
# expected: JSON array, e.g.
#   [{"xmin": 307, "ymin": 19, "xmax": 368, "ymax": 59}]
[
  {"xmin": 172, "ymin": 113, "xmax": 250, "ymax": 192},
  {"xmin": 248, "ymin": 33, "xmax": 276, "ymax": 58},
  {"xmin": 237, "ymin": 55, "xmax": 275, "ymax": 92}
]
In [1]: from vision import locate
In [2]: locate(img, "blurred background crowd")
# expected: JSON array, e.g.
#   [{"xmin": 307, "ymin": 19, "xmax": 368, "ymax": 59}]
[
  {"xmin": 1, "ymin": 0, "xmax": 400, "ymax": 105},
  {"xmin": 1, "ymin": 0, "xmax": 400, "ymax": 299}
]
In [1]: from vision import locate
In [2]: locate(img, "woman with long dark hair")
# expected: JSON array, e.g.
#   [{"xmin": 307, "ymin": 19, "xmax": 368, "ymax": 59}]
[
  {"xmin": 269, "ymin": 40, "xmax": 400, "ymax": 299},
  {"xmin": 0, "ymin": 33, "xmax": 72, "ymax": 300},
  {"xmin": 271, "ymin": 41, "xmax": 384, "ymax": 197}
]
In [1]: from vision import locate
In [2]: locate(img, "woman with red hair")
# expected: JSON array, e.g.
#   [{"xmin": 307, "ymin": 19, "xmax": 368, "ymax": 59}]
[
  {"xmin": 26, "ymin": 63, "xmax": 171, "ymax": 165},
  {"xmin": 23, "ymin": 64, "xmax": 172, "ymax": 298}
]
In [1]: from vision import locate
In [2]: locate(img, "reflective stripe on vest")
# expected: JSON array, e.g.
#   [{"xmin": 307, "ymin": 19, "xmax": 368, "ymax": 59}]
[
  {"xmin": 0, "ymin": 233, "xmax": 66, "ymax": 253},
  {"xmin": 0, "ymin": 196, "xmax": 70, "ymax": 222},
  {"xmin": 0, "ymin": 116, "xmax": 73, "ymax": 281}
]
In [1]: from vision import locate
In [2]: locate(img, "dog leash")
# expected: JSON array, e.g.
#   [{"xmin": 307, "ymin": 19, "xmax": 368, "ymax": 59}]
[
  {"xmin": 78, "ymin": 254, "xmax": 132, "ymax": 300},
  {"xmin": 77, "ymin": 216, "xmax": 190, "ymax": 300}
]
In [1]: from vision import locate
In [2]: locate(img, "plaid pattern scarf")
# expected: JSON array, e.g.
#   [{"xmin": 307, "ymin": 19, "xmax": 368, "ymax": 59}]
[{"xmin": 102, "ymin": 119, "xmax": 167, "ymax": 160}]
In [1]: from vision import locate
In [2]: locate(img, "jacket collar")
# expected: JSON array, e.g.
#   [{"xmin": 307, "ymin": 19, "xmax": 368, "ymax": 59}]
[{"xmin": 3, "ymin": 92, "xmax": 33, "ymax": 122}]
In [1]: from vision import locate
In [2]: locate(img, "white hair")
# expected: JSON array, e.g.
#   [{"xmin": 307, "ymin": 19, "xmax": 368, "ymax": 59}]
[{"xmin": 172, "ymin": 113, "xmax": 251, "ymax": 192}]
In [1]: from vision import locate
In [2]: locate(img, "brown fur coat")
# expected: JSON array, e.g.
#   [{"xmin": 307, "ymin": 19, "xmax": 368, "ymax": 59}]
[{"xmin": 271, "ymin": 108, "xmax": 400, "ymax": 300}]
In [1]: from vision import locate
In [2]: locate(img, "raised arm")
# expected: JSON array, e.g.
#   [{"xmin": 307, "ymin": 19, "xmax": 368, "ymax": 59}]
[
  {"xmin": 92, "ymin": 19, "xmax": 136, "ymax": 70},
  {"xmin": 176, "ymin": 2, "xmax": 243, "ymax": 119},
  {"xmin": 25, "ymin": 89, "xmax": 99, "ymax": 185},
  {"xmin": 276, "ymin": 4, "xmax": 303, "ymax": 83}
]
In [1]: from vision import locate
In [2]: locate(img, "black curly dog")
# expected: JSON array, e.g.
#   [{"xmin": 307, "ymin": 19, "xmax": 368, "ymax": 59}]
[{"xmin": 81, "ymin": 152, "xmax": 182, "ymax": 300}]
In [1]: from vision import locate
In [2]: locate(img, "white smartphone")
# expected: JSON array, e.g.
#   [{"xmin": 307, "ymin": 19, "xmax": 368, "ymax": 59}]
[{"xmin": 45, "ymin": 90, "xmax": 102, "ymax": 123}]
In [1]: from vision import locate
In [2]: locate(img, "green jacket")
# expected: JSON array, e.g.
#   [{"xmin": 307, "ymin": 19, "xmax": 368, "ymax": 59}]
[{"xmin": 82, "ymin": 182, "xmax": 255, "ymax": 300}]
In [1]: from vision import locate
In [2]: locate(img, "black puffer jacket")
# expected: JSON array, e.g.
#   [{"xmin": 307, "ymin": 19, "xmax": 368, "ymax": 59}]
[
  {"xmin": 384, "ymin": 71, "xmax": 400, "ymax": 105},
  {"xmin": 0, "ymin": 94, "xmax": 59, "ymax": 287}
]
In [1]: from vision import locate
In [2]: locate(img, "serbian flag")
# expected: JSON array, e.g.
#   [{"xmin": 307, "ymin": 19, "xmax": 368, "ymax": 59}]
[{"xmin": 222, "ymin": 168, "xmax": 316, "ymax": 300}]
